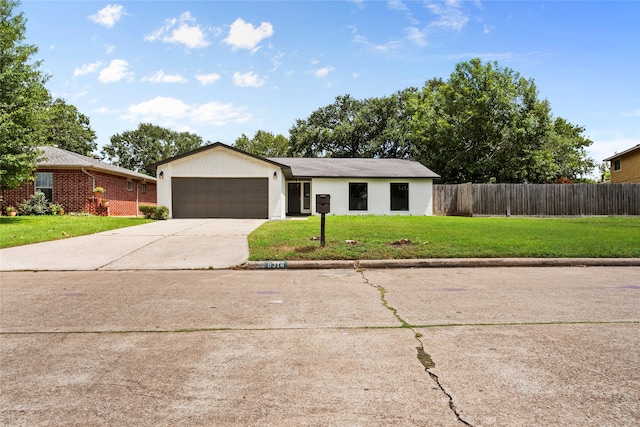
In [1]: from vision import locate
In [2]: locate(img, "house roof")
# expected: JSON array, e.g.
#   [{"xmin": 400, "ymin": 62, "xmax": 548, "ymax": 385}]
[
  {"xmin": 604, "ymin": 144, "xmax": 640, "ymax": 161},
  {"xmin": 268, "ymin": 157, "xmax": 440, "ymax": 179},
  {"xmin": 147, "ymin": 142, "xmax": 439, "ymax": 179},
  {"xmin": 147, "ymin": 142, "xmax": 292, "ymax": 173},
  {"xmin": 37, "ymin": 146, "xmax": 156, "ymax": 182}
]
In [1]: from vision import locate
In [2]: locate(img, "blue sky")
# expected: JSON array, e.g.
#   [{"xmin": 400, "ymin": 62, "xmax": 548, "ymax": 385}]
[{"xmin": 20, "ymin": 0, "xmax": 640, "ymax": 172}]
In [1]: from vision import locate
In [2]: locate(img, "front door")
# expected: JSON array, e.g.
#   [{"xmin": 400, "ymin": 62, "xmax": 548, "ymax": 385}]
[{"xmin": 288, "ymin": 183, "xmax": 301, "ymax": 214}]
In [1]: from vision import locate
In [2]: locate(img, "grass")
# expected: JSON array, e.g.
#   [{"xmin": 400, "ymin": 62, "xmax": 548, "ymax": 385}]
[
  {"xmin": 248, "ymin": 215, "xmax": 640, "ymax": 260},
  {"xmin": 0, "ymin": 215, "xmax": 153, "ymax": 248}
]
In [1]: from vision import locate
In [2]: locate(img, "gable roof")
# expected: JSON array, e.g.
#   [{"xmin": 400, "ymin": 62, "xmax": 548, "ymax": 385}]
[
  {"xmin": 604, "ymin": 144, "xmax": 640, "ymax": 161},
  {"xmin": 268, "ymin": 157, "xmax": 440, "ymax": 179},
  {"xmin": 148, "ymin": 142, "xmax": 439, "ymax": 179},
  {"xmin": 37, "ymin": 146, "xmax": 156, "ymax": 182},
  {"xmin": 147, "ymin": 142, "xmax": 292, "ymax": 173}
]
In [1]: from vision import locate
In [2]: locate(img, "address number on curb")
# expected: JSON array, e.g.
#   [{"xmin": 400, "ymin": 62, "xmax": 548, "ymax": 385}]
[{"xmin": 265, "ymin": 261, "xmax": 287, "ymax": 269}]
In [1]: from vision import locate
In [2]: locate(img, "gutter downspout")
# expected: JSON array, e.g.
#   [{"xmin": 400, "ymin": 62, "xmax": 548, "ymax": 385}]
[
  {"xmin": 82, "ymin": 168, "xmax": 96, "ymax": 214},
  {"xmin": 81, "ymin": 168, "xmax": 96, "ymax": 196},
  {"xmin": 136, "ymin": 181, "xmax": 139, "ymax": 217}
]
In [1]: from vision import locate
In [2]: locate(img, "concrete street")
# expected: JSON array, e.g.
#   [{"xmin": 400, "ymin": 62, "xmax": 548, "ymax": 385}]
[{"xmin": 1, "ymin": 267, "xmax": 638, "ymax": 426}]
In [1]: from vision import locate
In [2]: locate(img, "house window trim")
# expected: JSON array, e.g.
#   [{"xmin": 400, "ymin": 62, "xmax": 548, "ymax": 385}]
[
  {"xmin": 613, "ymin": 159, "xmax": 621, "ymax": 171},
  {"xmin": 35, "ymin": 172, "xmax": 53, "ymax": 202},
  {"xmin": 141, "ymin": 183, "xmax": 147, "ymax": 194},
  {"xmin": 390, "ymin": 182, "xmax": 409, "ymax": 211},
  {"xmin": 127, "ymin": 180, "xmax": 133, "ymax": 191},
  {"xmin": 349, "ymin": 182, "xmax": 368, "ymax": 211}
]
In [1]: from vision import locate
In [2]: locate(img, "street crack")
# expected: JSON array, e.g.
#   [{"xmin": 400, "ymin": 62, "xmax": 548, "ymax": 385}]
[{"xmin": 359, "ymin": 270, "xmax": 474, "ymax": 426}]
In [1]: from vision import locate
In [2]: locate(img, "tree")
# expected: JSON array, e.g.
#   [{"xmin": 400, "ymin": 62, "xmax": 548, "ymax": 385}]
[
  {"xmin": 234, "ymin": 130, "xmax": 289, "ymax": 157},
  {"xmin": 101, "ymin": 123, "xmax": 204, "ymax": 175},
  {"xmin": 41, "ymin": 98, "xmax": 97, "ymax": 156},
  {"xmin": 409, "ymin": 58, "xmax": 594, "ymax": 183},
  {"xmin": 544, "ymin": 117, "xmax": 595, "ymax": 182},
  {"xmin": 0, "ymin": 0, "xmax": 51, "ymax": 190},
  {"xmin": 288, "ymin": 90, "xmax": 416, "ymax": 158}
]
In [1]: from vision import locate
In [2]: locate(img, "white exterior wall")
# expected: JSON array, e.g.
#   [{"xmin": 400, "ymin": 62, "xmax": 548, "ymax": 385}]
[
  {"xmin": 310, "ymin": 178, "xmax": 434, "ymax": 216},
  {"xmin": 155, "ymin": 146, "xmax": 286, "ymax": 219}
]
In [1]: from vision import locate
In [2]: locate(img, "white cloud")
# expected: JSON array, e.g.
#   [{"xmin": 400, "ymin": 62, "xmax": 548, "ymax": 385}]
[
  {"xmin": 122, "ymin": 96, "xmax": 251, "ymax": 127},
  {"xmin": 141, "ymin": 70, "xmax": 188, "ymax": 84},
  {"xmin": 406, "ymin": 27, "xmax": 427, "ymax": 46},
  {"xmin": 105, "ymin": 44, "xmax": 116, "ymax": 54},
  {"xmin": 98, "ymin": 59, "xmax": 133, "ymax": 83},
  {"xmin": 314, "ymin": 66, "xmax": 335, "ymax": 78},
  {"xmin": 191, "ymin": 102, "xmax": 251, "ymax": 125},
  {"xmin": 145, "ymin": 12, "xmax": 210, "ymax": 49},
  {"xmin": 124, "ymin": 96, "xmax": 190, "ymax": 122},
  {"xmin": 195, "ymin": 73, "xmax": 222, "ymax": 85},
  {"xmin": 224, "ymin": 18, "xmax": 274, "ymax": 52},
  {"xmin": 232, "ymin": 71, "xmax": 266, "ymax": 87},
  {"xmin": 425, "ymin": 0, "xmax": 470, "ymax": 31},
  {"xmin": 388, "ymin": 0, "xmax": 409, "ymax": 12},
  {"xmin": 89, "ymin": 4, "xmax": 126, "ymax": 28},
  {"xmin": 353, "ymin": 35, "xmax": 403, "ymax": 53},
  {"xmin": 74, "ymin": 61, "xmax": 103, "ymax": 77}
]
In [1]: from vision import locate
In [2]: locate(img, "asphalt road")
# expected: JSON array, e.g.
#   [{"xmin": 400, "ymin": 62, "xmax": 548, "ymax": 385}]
[{"xmin": 1, "ymin": 267, "xmax": 638, "ymax": 426}]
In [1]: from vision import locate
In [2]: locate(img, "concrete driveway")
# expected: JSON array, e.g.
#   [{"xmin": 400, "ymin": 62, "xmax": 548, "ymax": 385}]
[{"xmin": 0, "ymin": 219, "xmax": 265, "ymax": 271}]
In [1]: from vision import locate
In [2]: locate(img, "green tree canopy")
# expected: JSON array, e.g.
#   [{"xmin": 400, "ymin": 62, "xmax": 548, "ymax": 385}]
[
  {"xmin": 408, "ymin": 58, "xmax": 594, "ymax": 183},
  {"xmin": 288, "ymin": 90, "xmax": 416, "ymax": 158},
  {"xmin": 101, "ymin": 123, "xmax": 205, "ymax": 176},
  {"xmin": 41, "ymin": 98, "xmax": 97, "ymax": 156},
  {"xmin": 0, "ymin": 0, "xmax": 51, "ymax": 190},
  {"xmin": 234, "ymin": 130, "xmax": 290, "ymax": 157}
]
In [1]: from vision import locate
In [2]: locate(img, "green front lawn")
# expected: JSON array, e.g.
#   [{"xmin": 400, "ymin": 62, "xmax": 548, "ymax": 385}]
[
  {"xmin": 248, "ymin": 216, "xmax": 640, "ymax": 260},
  {"xmin": 0, "ymin": 215, "xmax": 153, "ymax": 248}
]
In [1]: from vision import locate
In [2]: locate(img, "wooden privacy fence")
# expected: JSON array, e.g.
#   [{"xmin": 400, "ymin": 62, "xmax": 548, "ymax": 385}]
[{"xmin": 433, "ymin": 183, "xmax": 640, "ymax": 216}]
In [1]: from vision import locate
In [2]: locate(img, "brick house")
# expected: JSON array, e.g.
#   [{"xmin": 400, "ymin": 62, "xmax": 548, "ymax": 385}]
[
  {"xmin": 1, "ymin": 146, "xmax": 157, "ymax": 216},
  {"xmin": 604, "ymin": 144, "xmax": 640, "ymax": 183}
]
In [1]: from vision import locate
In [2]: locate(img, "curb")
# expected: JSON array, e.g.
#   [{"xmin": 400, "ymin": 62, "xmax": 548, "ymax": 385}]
[{"xmin": 241, "ymin": 258, "xmax": 640, "ymax": 270}]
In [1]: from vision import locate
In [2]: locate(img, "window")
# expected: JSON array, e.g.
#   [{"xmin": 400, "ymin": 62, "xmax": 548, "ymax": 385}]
[
  {"xmin": 127, "ymin": 181, "xmax": 133, "ymax": 191},
  {"xmin": 35, "ymin": 172, "xmax": 53, "ymax": 201},
  {"xmin": 613, "ymin": 159, "xmax": 621, "ymax": 171},
  {"xmin": 142, "ymin": 183, "xmax": 147, "ymax": 194},
  {"xmin": 303, "ymin": 182, "xmax": 311, "ymax": 210},
  {"xmin": 390, "ymin": 183, "xmax": 409, "ymax": 211},
  {"xmin": 349, "ymin": 183, "xmax": 368, "ymax": 211}
]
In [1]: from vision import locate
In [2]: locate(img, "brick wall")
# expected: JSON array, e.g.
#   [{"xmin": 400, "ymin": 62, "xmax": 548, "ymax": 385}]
[{"xmin": 1, "ymin": 168, "xmax": 156, "ymax": 216}]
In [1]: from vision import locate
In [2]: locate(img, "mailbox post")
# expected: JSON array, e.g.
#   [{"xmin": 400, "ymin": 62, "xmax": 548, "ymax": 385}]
[{"xmin": 315, "ymin": 194, "xmax": 330, "ymax": 247}]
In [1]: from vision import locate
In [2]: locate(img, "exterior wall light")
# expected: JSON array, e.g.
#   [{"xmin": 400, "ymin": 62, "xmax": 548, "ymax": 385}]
[
  {"xmin": 273, "ymin": 171, "xmax": 277, "ymax": 179},
  {"xmin": 159, "ymin": 171, "xmax": 164, "ymax": 179}
]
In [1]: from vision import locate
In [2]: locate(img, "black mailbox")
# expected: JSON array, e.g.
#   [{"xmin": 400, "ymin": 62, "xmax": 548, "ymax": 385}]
[{"xmin": 316, "ymin": 194, "xmax": 331, "ymax": 214}]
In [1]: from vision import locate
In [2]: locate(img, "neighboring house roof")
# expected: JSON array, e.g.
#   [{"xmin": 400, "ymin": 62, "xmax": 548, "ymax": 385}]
[
  {"xmin": 147, "ymin": 142, "xmax": 439, "ymax": 179},
  {"xmin": 604, "ymin": 144, "xmax": 640, "ymax": 161},
  {"xmin": 268, "ymin": 157, "xmax": 440, "ymax": 179},
  {"xmin": 37, "ymin": 146, "xmax": 156, "ymax": 182}
]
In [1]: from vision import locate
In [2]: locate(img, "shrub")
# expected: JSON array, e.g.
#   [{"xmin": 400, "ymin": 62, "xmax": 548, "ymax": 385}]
[
  {"xmin": 50, "ymin": 204, "xmax": 64, "ymax": 215},
  {"xmin": 140, "ymin": 205, "xmax": 169, "ymax": 220},
  {"xmin": 18, "ymin": 191, "xmax": 51, "ymax": 215}
]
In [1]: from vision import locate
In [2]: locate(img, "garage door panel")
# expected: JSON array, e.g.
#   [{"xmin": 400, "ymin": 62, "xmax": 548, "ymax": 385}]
[{"xmin": 172, "ymin": 178, "xmax": 268, "ymax": 218}]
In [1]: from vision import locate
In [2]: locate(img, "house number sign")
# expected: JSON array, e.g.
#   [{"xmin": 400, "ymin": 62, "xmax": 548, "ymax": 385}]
[{"xmin": 264, "ymin": 261, "xmax": 287, "ymax": 269}]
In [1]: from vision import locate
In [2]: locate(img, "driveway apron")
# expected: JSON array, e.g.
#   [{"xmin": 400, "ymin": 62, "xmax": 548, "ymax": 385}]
[{"xmin": 0, "ymin": 219, "xmax": 265, "ymax": 271}]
